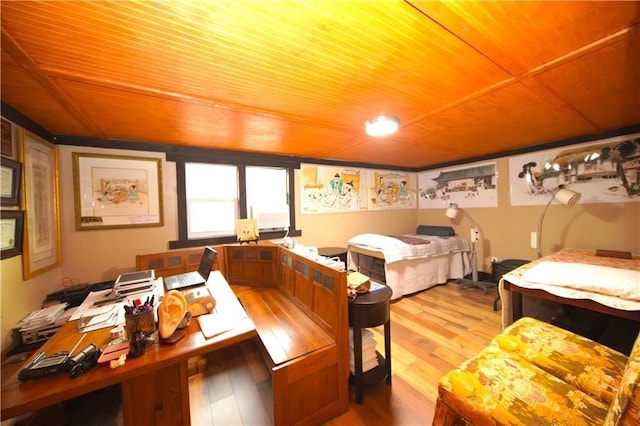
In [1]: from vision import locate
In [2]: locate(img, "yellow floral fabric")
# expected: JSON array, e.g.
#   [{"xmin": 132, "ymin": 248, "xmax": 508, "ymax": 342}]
[
  {"xmin": 603, "ymin": 331, "xmax": 640, "ymax": 425},
  {"xmin": 435, "ymin": 345, "xmax": 608, "ymax": 426},
  {"xmin": 434, "ymin": 317, "xmax": 640, "ymax": 426},
  {"xmin": 492, "ymin": 317, "xmax": 627, "ymax": 404}
]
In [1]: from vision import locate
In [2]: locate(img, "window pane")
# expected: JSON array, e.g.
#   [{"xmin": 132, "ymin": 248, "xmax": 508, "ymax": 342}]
[
  {"xmin": 188, "ymin": 200, "xmax": 236, "ymax": 237},
  {"xmin": 185, "ymin": 163, "xmax": 238, "ymax": 238},
  {"xmin": 246, "ymin": 167, "xmax": 290, "ymax": 230},
  {"xmin": 186, "ymin": 163, "xmax": 237, "ymax": 199}
]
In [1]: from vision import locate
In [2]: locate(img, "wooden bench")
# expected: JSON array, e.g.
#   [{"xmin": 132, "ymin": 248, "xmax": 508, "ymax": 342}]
[
  {"xmin": 136, "ymin": 245, "xmax": 225, "ymax": 279},
  {"xmin": 137, "ymin": 242, "xmax": 349, "ymax": 426}
]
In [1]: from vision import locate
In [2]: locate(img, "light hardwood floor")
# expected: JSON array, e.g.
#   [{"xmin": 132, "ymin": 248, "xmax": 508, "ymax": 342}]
[{"xmin": 188, "ymin": 282, "xmax": 502, "ymax": 425}]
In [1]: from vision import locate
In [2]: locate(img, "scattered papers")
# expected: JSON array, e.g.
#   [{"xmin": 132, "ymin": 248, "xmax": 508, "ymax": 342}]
[
  {"xmin": 69, "ymin": 282, "xmax": 160, "ymax": 332},
  {"xmin": 197, "ymin": 311, "xmax": 236, "ymax": 338},
  {"xmin": 17, "ymin": 303, "xmax": 69, "ymax": 332}
]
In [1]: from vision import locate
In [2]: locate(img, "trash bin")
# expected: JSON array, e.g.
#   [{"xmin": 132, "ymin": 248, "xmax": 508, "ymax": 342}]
[
  {"xmin": 492, "ymin": 259, "xmax": 530, "ymax": 312},
  {"xmin": 493, "ymin": 259, "xmax": 530, "ymax": 282}
]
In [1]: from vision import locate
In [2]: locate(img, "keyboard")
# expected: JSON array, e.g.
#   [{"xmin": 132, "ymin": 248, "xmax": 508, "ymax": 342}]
[{"xmin": 175, "ymin": 273, "xmax": 202, "ymax": 286}]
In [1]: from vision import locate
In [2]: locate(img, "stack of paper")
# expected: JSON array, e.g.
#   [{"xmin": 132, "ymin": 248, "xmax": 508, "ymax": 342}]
[
  {"xmin": 69, "ymin": 282, "xmax": 160, "ymax": 332},
  {"xmin": 348, "ymin": 328, "xmax": 379, "ymax": 374},
  {"xmin": 16, "ymin": 303, "xmax": 69, "ymax": 332},
  {"xmin": 114, "ymin": 269, "xmax": 156, "ymax": 297}
]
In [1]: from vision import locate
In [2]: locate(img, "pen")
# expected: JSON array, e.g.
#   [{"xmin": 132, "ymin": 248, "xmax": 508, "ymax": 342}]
[{"xmin": 65, "ymin": 334, "xmax": 87, "ymax": 362}]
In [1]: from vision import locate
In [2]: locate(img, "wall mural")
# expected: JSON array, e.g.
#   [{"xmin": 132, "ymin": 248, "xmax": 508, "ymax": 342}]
[
  {"xmin": 367, "ymin": 169, "xmax": 417, "ymax": 210},
  {"xmin": 300, "ymin": 164, "xmax": 417, "ymax": 213},
  {"xmin": 509, "ymin": 133, "xmax": 640, "ymax": 206},
  {"xmin": 301, "ymin": 164, "xmax": 363, "ymax": 213},
  {"xmin": 418, "ymin": 161, "xmax": 498, "ymax": 210}
]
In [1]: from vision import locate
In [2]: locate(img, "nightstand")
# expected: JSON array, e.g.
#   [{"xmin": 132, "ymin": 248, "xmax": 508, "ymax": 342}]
[{"xmin": 348, "ymin": 284, "xmax": 393, "ymax": 404}]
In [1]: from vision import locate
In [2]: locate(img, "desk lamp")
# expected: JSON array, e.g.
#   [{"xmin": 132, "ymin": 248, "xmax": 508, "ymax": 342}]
[
  {"xmin": 445, "ymin": 203, "xmax": 495, "ymax": 293},
  {"xmin": 536, "ymin": 187, "xmax": 581, "ymax": 258}
]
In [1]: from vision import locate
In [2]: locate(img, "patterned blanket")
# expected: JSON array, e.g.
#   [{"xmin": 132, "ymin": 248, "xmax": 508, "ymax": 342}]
[
  {"xmin": 390, "ymin": 235, "xmax": 429, "ymax": 245},
  {"xmin": 347, "ymin": 233, "xmax": 470, "ymax": 264}
]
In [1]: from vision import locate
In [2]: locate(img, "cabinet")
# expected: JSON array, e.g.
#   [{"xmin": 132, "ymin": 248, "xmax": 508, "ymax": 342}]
[
  {"xmin": 225, "ymin": 244, "xmax": 278, "ymax": 287},
  {"xmin": 348, "ymin": 284, "xmax": 392, "ymax": 404}
]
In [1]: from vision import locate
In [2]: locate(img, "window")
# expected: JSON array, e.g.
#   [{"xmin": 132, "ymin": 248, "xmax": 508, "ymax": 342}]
[
  {"xmin": 246, "ymin": 167, "xmax": 290, "ymax": 231},
  {"xmin": 185, "ymin": 163, "xmax": 238, "ymax": 239},
  {"xmin": 171, "ymin": 159, "xmax": 297, "ymax": 249}
]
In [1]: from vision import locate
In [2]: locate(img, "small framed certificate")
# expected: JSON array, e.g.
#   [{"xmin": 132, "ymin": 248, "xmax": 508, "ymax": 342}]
[{"xmin": 1, "ymin": 210, "xmax": 24, "ymax": 259}]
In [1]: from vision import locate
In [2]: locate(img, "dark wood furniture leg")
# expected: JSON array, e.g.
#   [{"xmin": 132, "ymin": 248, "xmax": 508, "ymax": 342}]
[
  {"xmin": 384, "ymin": 319, "xmax": 391, "ymax": 385},
  {"xmin": 511, "ymin": 290, "xmax": 524, "ymax": 322}
]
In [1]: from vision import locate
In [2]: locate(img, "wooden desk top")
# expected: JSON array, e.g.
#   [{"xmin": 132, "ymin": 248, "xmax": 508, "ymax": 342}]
[{"xmin": 1, "ymin": 271, "xmax": 257, "ymax": 420}]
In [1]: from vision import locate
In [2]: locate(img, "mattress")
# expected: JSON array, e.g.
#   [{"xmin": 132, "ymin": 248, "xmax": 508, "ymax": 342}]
[{"xmin": 347, "ymin": 232, "xmax": 471, "ymax": 300}]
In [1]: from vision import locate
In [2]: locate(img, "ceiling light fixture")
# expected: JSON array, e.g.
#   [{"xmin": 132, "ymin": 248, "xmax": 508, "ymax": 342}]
[{"xmin": 365, "ymin": 115, "xmax": 399, "ymax": 137}]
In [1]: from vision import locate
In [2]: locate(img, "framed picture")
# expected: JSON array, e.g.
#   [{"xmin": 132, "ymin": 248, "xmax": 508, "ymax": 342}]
[
  {"xmin": 20, "ymin": 130, "xmax": 61, "ymax": 278},
  {"xmin": 1, "ymin": 118, "xmax": 17, "ymax": 159},
  {"xmin": 1, "ymin": 157, "xmax": 22, "ymax": 206},
  {"xmin": 236, "ymin": 218, "xmax": 259, "ymax": 243},
  {"xmin": 73, "ymin": 153, "xmax": 164, "ymax": 230},
  {"xmin": 1, "ymin": 210, "xmax": 24, "ymax": 259}
]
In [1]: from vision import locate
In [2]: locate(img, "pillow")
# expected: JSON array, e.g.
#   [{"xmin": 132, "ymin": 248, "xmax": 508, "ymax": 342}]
[
  {"xmin": 415, "ymin": 225, "xmax": 455, "ymax": 237},
  {"xmin": 348, "ymin": 233, "xmax": 407, "ymax": 249}
]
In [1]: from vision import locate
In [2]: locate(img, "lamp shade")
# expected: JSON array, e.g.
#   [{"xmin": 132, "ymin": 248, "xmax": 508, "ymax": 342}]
[
  {"xmin": 445, "ymin": 203, "xmax": 459, "ymax": 219},
  {"xmin": 554, "ymin": 188, "xmax": 581, "ymax": 206}
]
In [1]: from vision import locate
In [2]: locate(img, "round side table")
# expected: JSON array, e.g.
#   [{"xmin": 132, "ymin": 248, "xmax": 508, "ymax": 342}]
[{"xmin": 348, "ymin": 284, "xmax": 393, "ymax": 404}]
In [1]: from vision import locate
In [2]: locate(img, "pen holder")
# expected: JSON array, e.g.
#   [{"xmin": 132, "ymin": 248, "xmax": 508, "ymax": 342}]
[{"xmin": 124, "ymin": 310, "xmax": 156, "ymax": 340}]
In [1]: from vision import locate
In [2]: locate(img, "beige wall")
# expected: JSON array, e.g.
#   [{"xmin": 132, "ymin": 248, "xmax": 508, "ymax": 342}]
[
  {"xmin": 2, "ymin": 145, "xmax": 638, "ymax": 355},
  {"xmin": 417, "ymin": 158, "xmax": 640, "ymax": 271},
  {"xmin": 1, "ymin": 146, "xmax": 178, "ymax": 355}
]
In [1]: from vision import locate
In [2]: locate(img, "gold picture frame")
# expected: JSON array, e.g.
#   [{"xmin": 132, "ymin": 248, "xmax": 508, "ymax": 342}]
[
  {"xmin": 73, "ymin": 153, "xmax": 163, "ymax": 230},
  {"xmin": 20, "ymin": 130, "xmax": 61, "ymax": 279}
]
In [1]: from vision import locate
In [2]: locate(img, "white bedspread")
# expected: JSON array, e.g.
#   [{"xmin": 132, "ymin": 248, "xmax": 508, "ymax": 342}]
[
  {"xmin": 498, "ymin": 248, "xmax": 640, "ymax": 328},
  {"xmin": 347, "ymin": 233, "xmax": 469, "ymax": 264},
  {"xmin": 520, "ymin": 261, "xmax": 640, "ymax": 301}
]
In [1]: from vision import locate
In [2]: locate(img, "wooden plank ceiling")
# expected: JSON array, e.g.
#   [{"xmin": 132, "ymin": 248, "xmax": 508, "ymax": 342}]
[{"xmin": 1, "ymin": 1, "xmax": 639, "ymax": 169}]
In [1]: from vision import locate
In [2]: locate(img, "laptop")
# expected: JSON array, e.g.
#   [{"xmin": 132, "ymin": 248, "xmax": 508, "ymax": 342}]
[{"xmin": 164, "ymin": 247, "xmax": 217, "ymax": 291}]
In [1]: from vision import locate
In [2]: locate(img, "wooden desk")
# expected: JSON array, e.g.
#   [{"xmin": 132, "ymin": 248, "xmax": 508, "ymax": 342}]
[{"xmin": 1, "ymin": 271, "xmax": 257, "ymax": 425}]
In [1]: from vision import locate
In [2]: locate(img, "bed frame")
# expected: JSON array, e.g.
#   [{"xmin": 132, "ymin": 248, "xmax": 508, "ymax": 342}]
[{"xmin": 347, "ymin": 226, "xmax": 470, "ymax": 300}]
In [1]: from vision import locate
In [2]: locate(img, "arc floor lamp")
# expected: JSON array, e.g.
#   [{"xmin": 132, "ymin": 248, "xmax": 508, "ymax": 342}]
[
  {"xmin": 445, "ymin": 203, "xmax": 496, "ymax": 293},
  {"xmin": 536, "ymin": 187, "xmax": 582, "ymax": 258}
]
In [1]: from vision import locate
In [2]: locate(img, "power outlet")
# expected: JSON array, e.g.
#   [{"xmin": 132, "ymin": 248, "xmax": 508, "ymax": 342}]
[{"xmin": 491, "ymin": 256, "xmax": 499, "ymax": 264}]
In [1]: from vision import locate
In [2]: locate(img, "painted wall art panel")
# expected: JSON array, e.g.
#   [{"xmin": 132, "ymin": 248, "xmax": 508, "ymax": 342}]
[
  {"xmin": 418, "ymin": 162, "xmax": 498, "ymax": 210},
  {"xmin": 366, "ymin": 169, "xmax": 417, "ymax": 210},
  {"xmin": 300, "ymin": 165, "xmax": 417, "ymax": 213},
  {"xmin": 301, "ymin": 164, "xmax": 364, "ymax": 213},
  {"xmin": 509, "ymin": 133, "xmax": 640, "ymax": 206}
]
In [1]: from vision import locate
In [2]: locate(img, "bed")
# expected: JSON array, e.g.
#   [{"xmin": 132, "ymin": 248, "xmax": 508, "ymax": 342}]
[
  {"xmin": 347, "ymin": 225, "xmax": 471, "ymax": 300},
  {"xmin": 499, "ymin": 248, "xmax": 640, "ymax": 328}
]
